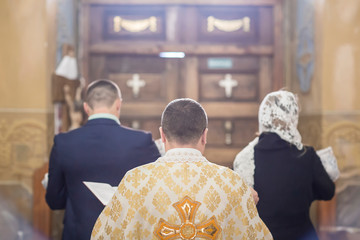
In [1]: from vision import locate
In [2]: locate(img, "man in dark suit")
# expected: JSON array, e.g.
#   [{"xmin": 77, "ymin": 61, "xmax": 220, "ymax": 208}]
[{"xmin": 45, "ymin": 79, "xmax": 160, "ymax": 240}]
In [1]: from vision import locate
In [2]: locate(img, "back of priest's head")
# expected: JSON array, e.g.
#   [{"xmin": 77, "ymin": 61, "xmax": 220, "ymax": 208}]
[
  {"xmin": 85, "ymin": 79, "xmax": 122, "ymax": 109},
  {"xmin": 161, "ymin": 98, "xmax": 208, "ymax": 146}
]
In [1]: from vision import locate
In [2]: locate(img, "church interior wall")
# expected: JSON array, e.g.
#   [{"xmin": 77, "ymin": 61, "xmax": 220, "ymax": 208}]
[
  {"xmin": 286, "ymin": 0, "xmax": 360, "ymax": 237},
  {"xmin": 0, "ymin": 1, "xmax": 56, "ymax": 238},
  {"xmin": 0, "ymin": 0, "xmax": 360, "ymax": 239}
]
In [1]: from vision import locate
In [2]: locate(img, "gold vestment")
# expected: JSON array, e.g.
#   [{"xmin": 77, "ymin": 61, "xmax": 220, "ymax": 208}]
[{"xmin": 91, "ymin": 148, "xmax": 272, "ymax": 240}]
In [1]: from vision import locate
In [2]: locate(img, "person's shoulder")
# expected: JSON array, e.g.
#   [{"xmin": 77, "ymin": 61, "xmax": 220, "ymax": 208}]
[
  {"xmin": 54, "ymin": 127, "xmax": 83, "ymax": 140},
  {"xmin": 206, "ymin": 162, "xmax": 248, "ymax": 187},
  {"xmin": 292, "ymin": 145, "xmax": 320, "ymax": 164},
  {"xmin": 299, "ymin": 145, "xmax": 317, "ymax": 156},
  {"xmin": 123, "ymin": 161, "xmax": 159, "ymax": 178},
  {"xmin": 207, "ymin": 161, "xmax": 239, "ymax": 176},
  {"xmin": 120, "ymin": 125, "xmax": 153, "ymax": 138}
]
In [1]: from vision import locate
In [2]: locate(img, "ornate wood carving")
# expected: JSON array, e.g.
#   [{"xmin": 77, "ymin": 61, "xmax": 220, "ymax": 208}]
[
  {"xmin": 113, "ymin": 16, "xmax": 157, "ymax": 33},
  {"xmin": 207, "ymin": 16, "xmax": 251, "ymax": 32}
]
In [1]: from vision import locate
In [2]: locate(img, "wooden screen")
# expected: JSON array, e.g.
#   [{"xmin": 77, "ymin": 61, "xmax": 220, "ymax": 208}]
[{"xmin": 80, "ymin": 0, "xmax": 284, "ymax": 168}]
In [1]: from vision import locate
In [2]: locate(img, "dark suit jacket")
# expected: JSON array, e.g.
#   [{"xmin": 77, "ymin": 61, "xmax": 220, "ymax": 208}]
[
  {"xmin": 45, "ymin": 118, "xmax": 160, "ymax": 240},
  {"xmin": 254, "ymin": 132, "xmax": 335, "ymax": 240}
]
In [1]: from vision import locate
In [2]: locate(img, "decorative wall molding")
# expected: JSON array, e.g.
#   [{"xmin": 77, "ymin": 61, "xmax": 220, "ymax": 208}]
[
  {"xmin": 0, "ymin": 119, "xmax": 47, "ymax": 169},
  {"xmin": 113, "ymin": 16, "xmax": 157, "ymax": 33},
  {"xmin": 324, "ymin": 122, "xmax": 360, "ymax": 170},
  {"xmin": 207, "ymin": 16, "xmax": 250, "ymax": 32},
  {"xmin": 0, "ymin": 113, "xmax": 53, "ymax": 194}
]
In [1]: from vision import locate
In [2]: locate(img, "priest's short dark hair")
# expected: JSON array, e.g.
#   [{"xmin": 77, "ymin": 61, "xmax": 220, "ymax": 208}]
[{"xmin": 161, "ymin": 98, "xmax": 208, "ymax": 145}]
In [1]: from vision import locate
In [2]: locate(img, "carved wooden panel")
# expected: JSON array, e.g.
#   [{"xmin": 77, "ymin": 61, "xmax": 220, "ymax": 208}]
[
  {"xmin": 198, "ymin": 56, "xmax": 260, "ymax": 102},
  {"xmin": 196, "ymin": 6, "xmax": 273, "ymax": 45},
  {"xmin": 90, "ymin": 5, "xmax": 166, "ymax": 44},
  {"xmin": 89, "ymin": 55, "xmax": 166, "ymax": 81},
  {"xmin": 109, "ymin": 73, "xmax": 165, "ymax": 101},
  {"xmin": 207, "ymin": 118, "xmax": 258, "ymax": 148},
  {"xmin": 197, "ymin": 6, "xmax": 258, "ymax": 44},
  {"xmin": 200, "ymin": 73, "xmax": 258, "ymax": 101},
  {"xmin": 82, "ymin": 0, "xmax": 283, "ymax": 168}
]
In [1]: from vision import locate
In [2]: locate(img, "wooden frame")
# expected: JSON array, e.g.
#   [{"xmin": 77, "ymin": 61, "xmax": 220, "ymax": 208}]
[{"xmin": 80, "ymin": 0, "xmax": 284, "ymax": 90}]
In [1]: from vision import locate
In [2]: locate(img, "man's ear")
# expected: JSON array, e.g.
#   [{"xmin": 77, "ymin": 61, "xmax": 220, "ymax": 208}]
[
  {"xmin": 83, "ymin": 102, "xmax": 91, "ymax": 116},
  {"xmin": 159, "ymin": 127, "xmax": 167, "ymax": 143},
  {"xmin": 115, "ymin": 98, "xmax": 122, "ymax": 111},
  {"xmin": 201, "ymin": 128, "xmax": 208, "ymax": 145}
]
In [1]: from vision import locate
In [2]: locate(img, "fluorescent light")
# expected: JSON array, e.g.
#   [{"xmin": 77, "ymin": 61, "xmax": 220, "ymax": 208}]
[{"xmin": 159, "ymin": 52, "xmax": 185, "ymax": 58}]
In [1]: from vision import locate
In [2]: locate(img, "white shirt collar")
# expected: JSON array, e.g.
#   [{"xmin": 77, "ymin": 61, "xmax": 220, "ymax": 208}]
[{"xmin": 88, "ymin": 113, "xmax": 120, "ymax": 125}]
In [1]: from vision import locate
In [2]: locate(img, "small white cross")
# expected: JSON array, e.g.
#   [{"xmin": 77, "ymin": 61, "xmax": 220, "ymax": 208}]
[
  {"xmin": 127, "ymin": 74, "xmax": 146, "ymax": 98},
  {"xmin": 218, "ymin": 74, "xmax": 238, "ymax": 98}
]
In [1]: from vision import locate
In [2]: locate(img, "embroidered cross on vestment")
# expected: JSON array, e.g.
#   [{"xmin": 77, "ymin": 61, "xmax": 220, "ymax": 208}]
[{"xmin": 154, "ymin": 196, "xmax": 221, "ymax": 240}]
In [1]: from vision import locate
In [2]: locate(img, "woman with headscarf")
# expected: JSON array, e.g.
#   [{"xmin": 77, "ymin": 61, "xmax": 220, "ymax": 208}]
[{"xmin": 233, "ymin": 90, "xmax": 335, "ymax": 240}]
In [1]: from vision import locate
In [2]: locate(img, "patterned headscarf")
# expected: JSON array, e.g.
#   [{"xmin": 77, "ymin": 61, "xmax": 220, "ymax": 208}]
[
  {"xmin": 258, "ymin": 90, "xmax": 303, "ymax": 150},
  {"xmin": 233, "ymin": 90, "xmax": 303, "ymax": 187}
]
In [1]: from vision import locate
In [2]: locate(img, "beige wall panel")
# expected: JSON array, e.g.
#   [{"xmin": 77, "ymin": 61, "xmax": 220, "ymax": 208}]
[
  {"xmin": 0, "ymin": 0, "xmax": 48, "ymax": 109},
  {"xmin": 321, "ymin": 0, "xmax": 360, "ymax": 112}
]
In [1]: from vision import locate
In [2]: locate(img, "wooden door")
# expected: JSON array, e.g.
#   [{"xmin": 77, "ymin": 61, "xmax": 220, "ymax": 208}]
[{"xmin": 80, "ymin": 0, "xmax": 283, "ymax": 168}]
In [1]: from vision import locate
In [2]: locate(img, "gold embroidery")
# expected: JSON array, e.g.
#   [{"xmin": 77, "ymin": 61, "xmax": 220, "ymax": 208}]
[
  {"xmin": 174, "ymin": 164, "xmax": 197, "ymax": 185},
  {"xmin": 105, "ymin": 224, "xmax": 113, "ymax": 235},
  {"xmin": 261, "ymin": 221, "xmax": 271, "ymax": 236},
  {"xmin": 110, "ymin": 196, "xmax": 122, "ymax": 222},
  {"xmin": 235, "ymin": 205, "xmax": 245, "ymax": 219},
  {"xmin": 153, "ymin": 187, "xmax": 171, "ymax": 214},
  {"xmin": 91, "ymin": 219, "xmax": 102, "ymax": 237},
  {"xmin": 103, "ymin": 206, "xmax": 111, "ymax": 217},
  {"xmin": 111, "ymin": 227, "xmax": 123, "ymax": 240},
  {"xmin": 217, "ymin": 202, "xmax": 232, "ymax": 223},
  {"xmin": 162, "ymin": 212, "xmax": 176, "ymax": 225},
  {"xmin": 201, "ymin": 164, "xmax": 218, "ymax": 179},
  {"xmin": 130, "ymin": 168, "xmax": 148, "ymax": 188},
  {"xmin": 246, "ymin": 225, "xmax": 256, "ymax": 239},
  {"xmin": 239, "ymin": 180, "xmax": 247, "ymax": 196},
  {"xmin": 153, "ymin": 165, "xmax": 168, "ymax": 180},
  {"xmin": 227, "ymin": 189, "xmax": 239, "ymax": 207},
  {"xmin": 149, "ymin": 215, "xmax": 158, "ymax": 225},
  {"xmin": 255, "ymin": 222, "xmax": 263, "ymax": 232},
  {"xmin": 154, "ymin": 196, "xmax": 221, "ymax": 240},
  {"xmin": 247, "ymin": 197, "xmax": 257, "ymax": 219},
  {"xmin": 242, "ymin": 216, "xmax": 249, "ymax": 226},
  {"xmin": 204, "ymin": 185, "xmax": 221, "ymax": 212},
  {"xmin": 223, "ymin": 219, "xmax": 235, "ymax": 238},
  {"xmin": 127, "ymin": 221, "xmax": 143, "ymax": 239},
  {"xmin": 229, "ymin": 174, "xmax": 238, "ymax": 186}
]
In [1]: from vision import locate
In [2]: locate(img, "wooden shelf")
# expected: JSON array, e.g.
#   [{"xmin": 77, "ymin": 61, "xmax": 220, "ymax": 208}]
[{"xmin": 89, "ymin": 43, "xmax": 274, "ymax": 56}]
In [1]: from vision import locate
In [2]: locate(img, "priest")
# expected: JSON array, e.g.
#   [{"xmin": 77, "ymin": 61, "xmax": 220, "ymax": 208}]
[{"xmin": 91, "ymin": 98, "xmax": 272, "ymax": 240}]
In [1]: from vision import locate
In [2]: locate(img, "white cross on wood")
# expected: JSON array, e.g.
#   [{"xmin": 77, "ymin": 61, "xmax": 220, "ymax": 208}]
[
  {"xmin": 126, "ymin": 74, "xmax": 146, "ymax": 98},
  {"xmin": 218, "ymin": 74, "xmax": 238, "ymax": 98}
]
